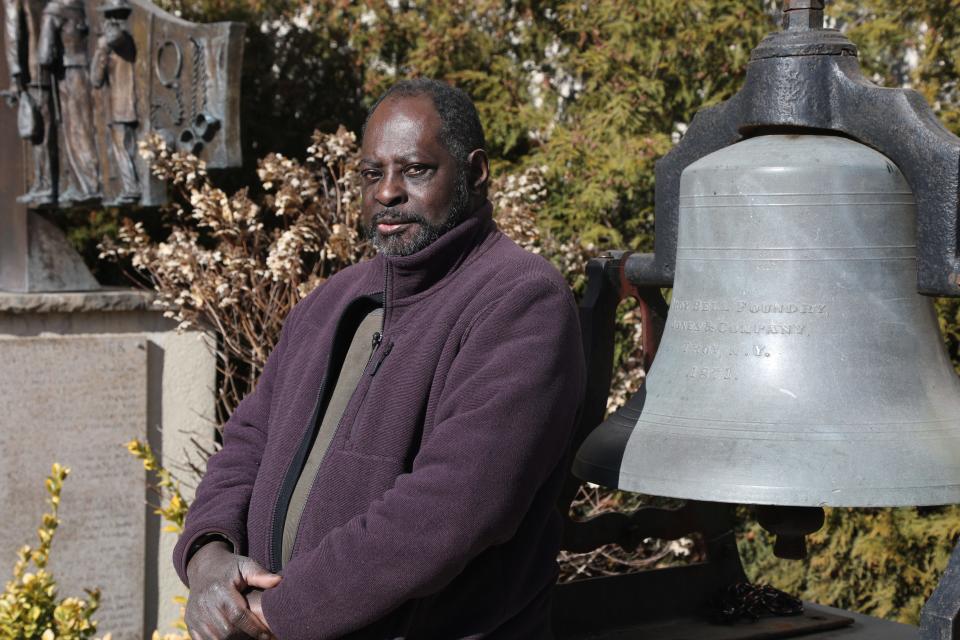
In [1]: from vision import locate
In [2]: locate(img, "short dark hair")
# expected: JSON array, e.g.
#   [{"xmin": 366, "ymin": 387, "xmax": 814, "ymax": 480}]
[{"xmin": 362, "ymin": 78, "xmax": 486, "ymax": 164}]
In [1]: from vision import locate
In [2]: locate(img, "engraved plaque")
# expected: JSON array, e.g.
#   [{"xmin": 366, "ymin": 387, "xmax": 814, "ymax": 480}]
[{"xmin": 0, "ymin": 335, "xmax": 147, "ymax": 639}]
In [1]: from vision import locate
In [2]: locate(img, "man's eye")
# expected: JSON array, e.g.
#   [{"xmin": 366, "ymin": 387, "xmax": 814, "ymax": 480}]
[
  {"xmin": 360, "ymin": 170, "xmax": 381, "ymax": 180},
  {"xmin": 405, "ymin": 165, "xmax": 428, "ymax": 177}
]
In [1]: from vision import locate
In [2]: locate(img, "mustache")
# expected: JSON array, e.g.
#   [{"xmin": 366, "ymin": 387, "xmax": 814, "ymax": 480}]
[{"xmin": 369, "ymin": 211, "xmax": 428, "ymax": 225}]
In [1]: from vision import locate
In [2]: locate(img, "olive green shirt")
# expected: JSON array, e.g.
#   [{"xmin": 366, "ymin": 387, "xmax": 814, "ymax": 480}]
[{"xmin": 281, "ymin": 307, "xmax": 383, "ymax": 566}]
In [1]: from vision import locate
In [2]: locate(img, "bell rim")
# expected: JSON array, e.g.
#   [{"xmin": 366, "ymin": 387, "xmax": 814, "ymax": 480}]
[{"xmin": 615, "ymin": 472, "xmax": 960, "ymax": 508}]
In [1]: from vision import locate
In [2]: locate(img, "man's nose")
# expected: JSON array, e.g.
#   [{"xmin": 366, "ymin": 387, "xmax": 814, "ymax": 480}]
[{"xmin": 375, "ymin": 172, "xmax": 406, "ymax": 208}]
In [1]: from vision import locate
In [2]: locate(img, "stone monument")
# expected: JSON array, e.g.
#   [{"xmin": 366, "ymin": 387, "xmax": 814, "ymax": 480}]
[
  {"xmin": 0, "ymin": 294, "xmax": 217, "ymax": 639},
  {"xmin": 0, "ymin": 0, "xmax": 243, "ymax": 636}
]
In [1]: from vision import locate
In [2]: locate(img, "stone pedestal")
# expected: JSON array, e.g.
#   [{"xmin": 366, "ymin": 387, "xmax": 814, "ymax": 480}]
[{"xmin": 0, "ymin": 290, "xmax": 216, "ymax": 639}]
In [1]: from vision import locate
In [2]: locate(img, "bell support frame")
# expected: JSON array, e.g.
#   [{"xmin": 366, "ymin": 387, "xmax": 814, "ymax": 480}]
[{"xmin": 629, "ymin": 0, "xmax": 960, "ymax": 297}]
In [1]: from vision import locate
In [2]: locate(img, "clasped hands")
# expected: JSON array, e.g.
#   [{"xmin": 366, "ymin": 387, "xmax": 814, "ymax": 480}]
[{"xmin": 185, "ymin": 541, "xmax": 281, "ymax": 640}]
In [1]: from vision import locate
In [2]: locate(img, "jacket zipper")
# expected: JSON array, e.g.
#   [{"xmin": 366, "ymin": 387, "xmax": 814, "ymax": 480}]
[
  {"xmin": 367, "ymin": 264, "xmax": 391, "ymax": 372},
  {"xmin": 380, "ymin": 262, "xmax": 390, "ymax": 338},
  {"xmin": 267, "ymin": 267, "xmax": 392, "ymax": 572},
  {"xmin": 369, "ymin": 341, "xmax": 393, "ymax": 376}
]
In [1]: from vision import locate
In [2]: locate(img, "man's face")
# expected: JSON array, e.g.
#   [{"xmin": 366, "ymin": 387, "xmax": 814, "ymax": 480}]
[{"xmin": 360, "ymin": 95, "xmax": 469, "ymax": 256}]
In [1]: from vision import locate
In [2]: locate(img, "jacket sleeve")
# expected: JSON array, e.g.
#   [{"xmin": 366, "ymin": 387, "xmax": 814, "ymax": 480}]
[
  {"xmin": 172, "ymin": 306, "xmax": 298, "ymax": 585},
  {"xmin": 260, "ymin": 276, "xmax": 585, "ymax": 640}
]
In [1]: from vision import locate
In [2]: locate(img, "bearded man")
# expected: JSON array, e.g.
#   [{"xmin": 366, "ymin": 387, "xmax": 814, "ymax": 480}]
[{"xmin": 174, "ymin": 79, "xmax": 585, "ymax": 640}]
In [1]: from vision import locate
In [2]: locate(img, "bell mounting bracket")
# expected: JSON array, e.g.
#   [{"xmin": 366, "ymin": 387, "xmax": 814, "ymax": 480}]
[{"xmin": 628, "ymin": 0, "xmax": 960, "ymax": 297}]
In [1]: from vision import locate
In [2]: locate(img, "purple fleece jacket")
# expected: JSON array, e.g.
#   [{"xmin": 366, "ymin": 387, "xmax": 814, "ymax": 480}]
[{"xmin": 173, "ymin": 201, "xmax": 585, "ymax": 639}]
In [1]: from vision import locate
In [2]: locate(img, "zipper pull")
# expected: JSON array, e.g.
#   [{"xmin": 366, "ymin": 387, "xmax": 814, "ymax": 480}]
[
  {"xmin": 370, "ymin": 341, "xmax": 393, "ymax": 376},
  {"xmin": 371, "ymin": 331, "xmax": 382, "ymax": 350}
]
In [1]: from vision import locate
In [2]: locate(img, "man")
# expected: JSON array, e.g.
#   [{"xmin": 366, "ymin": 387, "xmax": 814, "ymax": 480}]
[
  {"xmin": 174, "ymin": 79, "xmax": 585, "ymax": 639},
  {"xmin": 91, "ymin": 0, "xmax": 141, "ymax": 205},
  {"xmin": 3, "ymin": 0, "xmax": 55, "ymax": 205},
  {"xmin": 37, "ymin": 0, "xmax": 102, "ymax": 204}
]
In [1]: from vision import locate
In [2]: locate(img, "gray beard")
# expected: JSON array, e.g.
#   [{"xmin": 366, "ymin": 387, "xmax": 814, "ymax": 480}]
[{"xmin": 368, "ymin": 169, "xmax": 471, "ymax": 257}]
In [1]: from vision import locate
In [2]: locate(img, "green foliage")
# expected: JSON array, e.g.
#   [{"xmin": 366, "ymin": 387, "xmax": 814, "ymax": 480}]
[
  {"xmin": 740, "ymin": 506, "xmax": 960, "ymax": 624},
  {"xmin": 126, "ymin": 440, "xmax": 188, "ymax": 536},
  {"xmin": 938, "ymin": 298, "xmax": 960, "ymax": 372},
  {"xmin": 58, "ymin": 209, "xmax": 124, "ymax": 285},
  {"xmin": 536, "ymin": 1, "xmax": 772, "ymax": 248},
  {"xmin": 97, "ymin": 0, "xmax": 773, "ymax": 254},
  {"xmin": 829, "ymin": 0, "xmax": 960, "ymax": 131},
  {"xmin": 125, "ymin": 441, "xmax": 191, "ymax": 640},
  {"xmin": 0, "ymin": 464, "xmax": 102, "ymax": 640}
]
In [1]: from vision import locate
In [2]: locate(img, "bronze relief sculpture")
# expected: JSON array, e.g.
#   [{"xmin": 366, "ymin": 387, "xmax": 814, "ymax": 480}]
[
  {"xmin": 0, "ymin": 0, "xmax": 244, "ymax": 291},
  {"xmin": 2, "ymin": 0, "xmax": 243, "ymax": 210}
]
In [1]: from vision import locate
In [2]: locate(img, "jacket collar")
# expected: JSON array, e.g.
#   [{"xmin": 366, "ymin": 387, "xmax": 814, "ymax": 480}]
[{"xmin": 377, "ymin": 200, "xmax": 496, "ymax": 303}]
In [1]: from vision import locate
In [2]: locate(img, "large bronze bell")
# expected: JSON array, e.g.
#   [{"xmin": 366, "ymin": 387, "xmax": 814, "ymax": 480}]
[{"xmin": 575, "ymin": 133, "xmax": 960, "ymax": 507}]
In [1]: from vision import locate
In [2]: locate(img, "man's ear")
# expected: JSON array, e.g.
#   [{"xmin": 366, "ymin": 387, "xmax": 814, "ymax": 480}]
[{"xmin": 466, "ymin": 149, "xmax": 489, "ymax": 195}]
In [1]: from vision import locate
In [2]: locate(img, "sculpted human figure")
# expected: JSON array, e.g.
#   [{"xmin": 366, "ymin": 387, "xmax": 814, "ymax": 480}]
[
  {"xmin": 3, "ymin": 0, "xmax": 55, "ymax": 205},
  {"xmin": 174, "ymin": 79, "xmax": 586, "ymax": 639},
  {"xmin": 91, "ymin": 0, "xmax": 139, "ymax": 204},
  {"xmin": 37, "ymin": 0, "xmax": 101, "ymax": 204}
]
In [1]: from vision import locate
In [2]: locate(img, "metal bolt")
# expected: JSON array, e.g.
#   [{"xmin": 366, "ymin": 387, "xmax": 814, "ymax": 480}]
[{"xmin": 782, "ymin": 0, "xmax": 825, "ymax": 31}]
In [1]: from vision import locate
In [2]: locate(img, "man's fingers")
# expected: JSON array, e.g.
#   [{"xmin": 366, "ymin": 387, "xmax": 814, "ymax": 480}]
[
  {"xmin": 187, "ymin": 602, "xmax": 227, "ymax": 640},
  {"xmin": 237, "ymin": 556, "xmax": 282, "ymax": 590},
  {"xmin": 185, "ymin": 551, "xmax": 276, "ymax": 639},
  {"xmin": 245, "ymin": 572, "xmax": 282, "ymax": 590},
  {"xmin": 231, "ymin": 608, "xmax": 272, "ymax": 640},
  {"xmin": 222, "ymin": 593, "xmax": 272, "ymax": 640},
  {"xmin": 246, "ymin": 590, "xmax": 274, "ymax": 638},
  {"xmin": 194, "ymin": 621, "xmax": 220, "ymax": 640}
]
